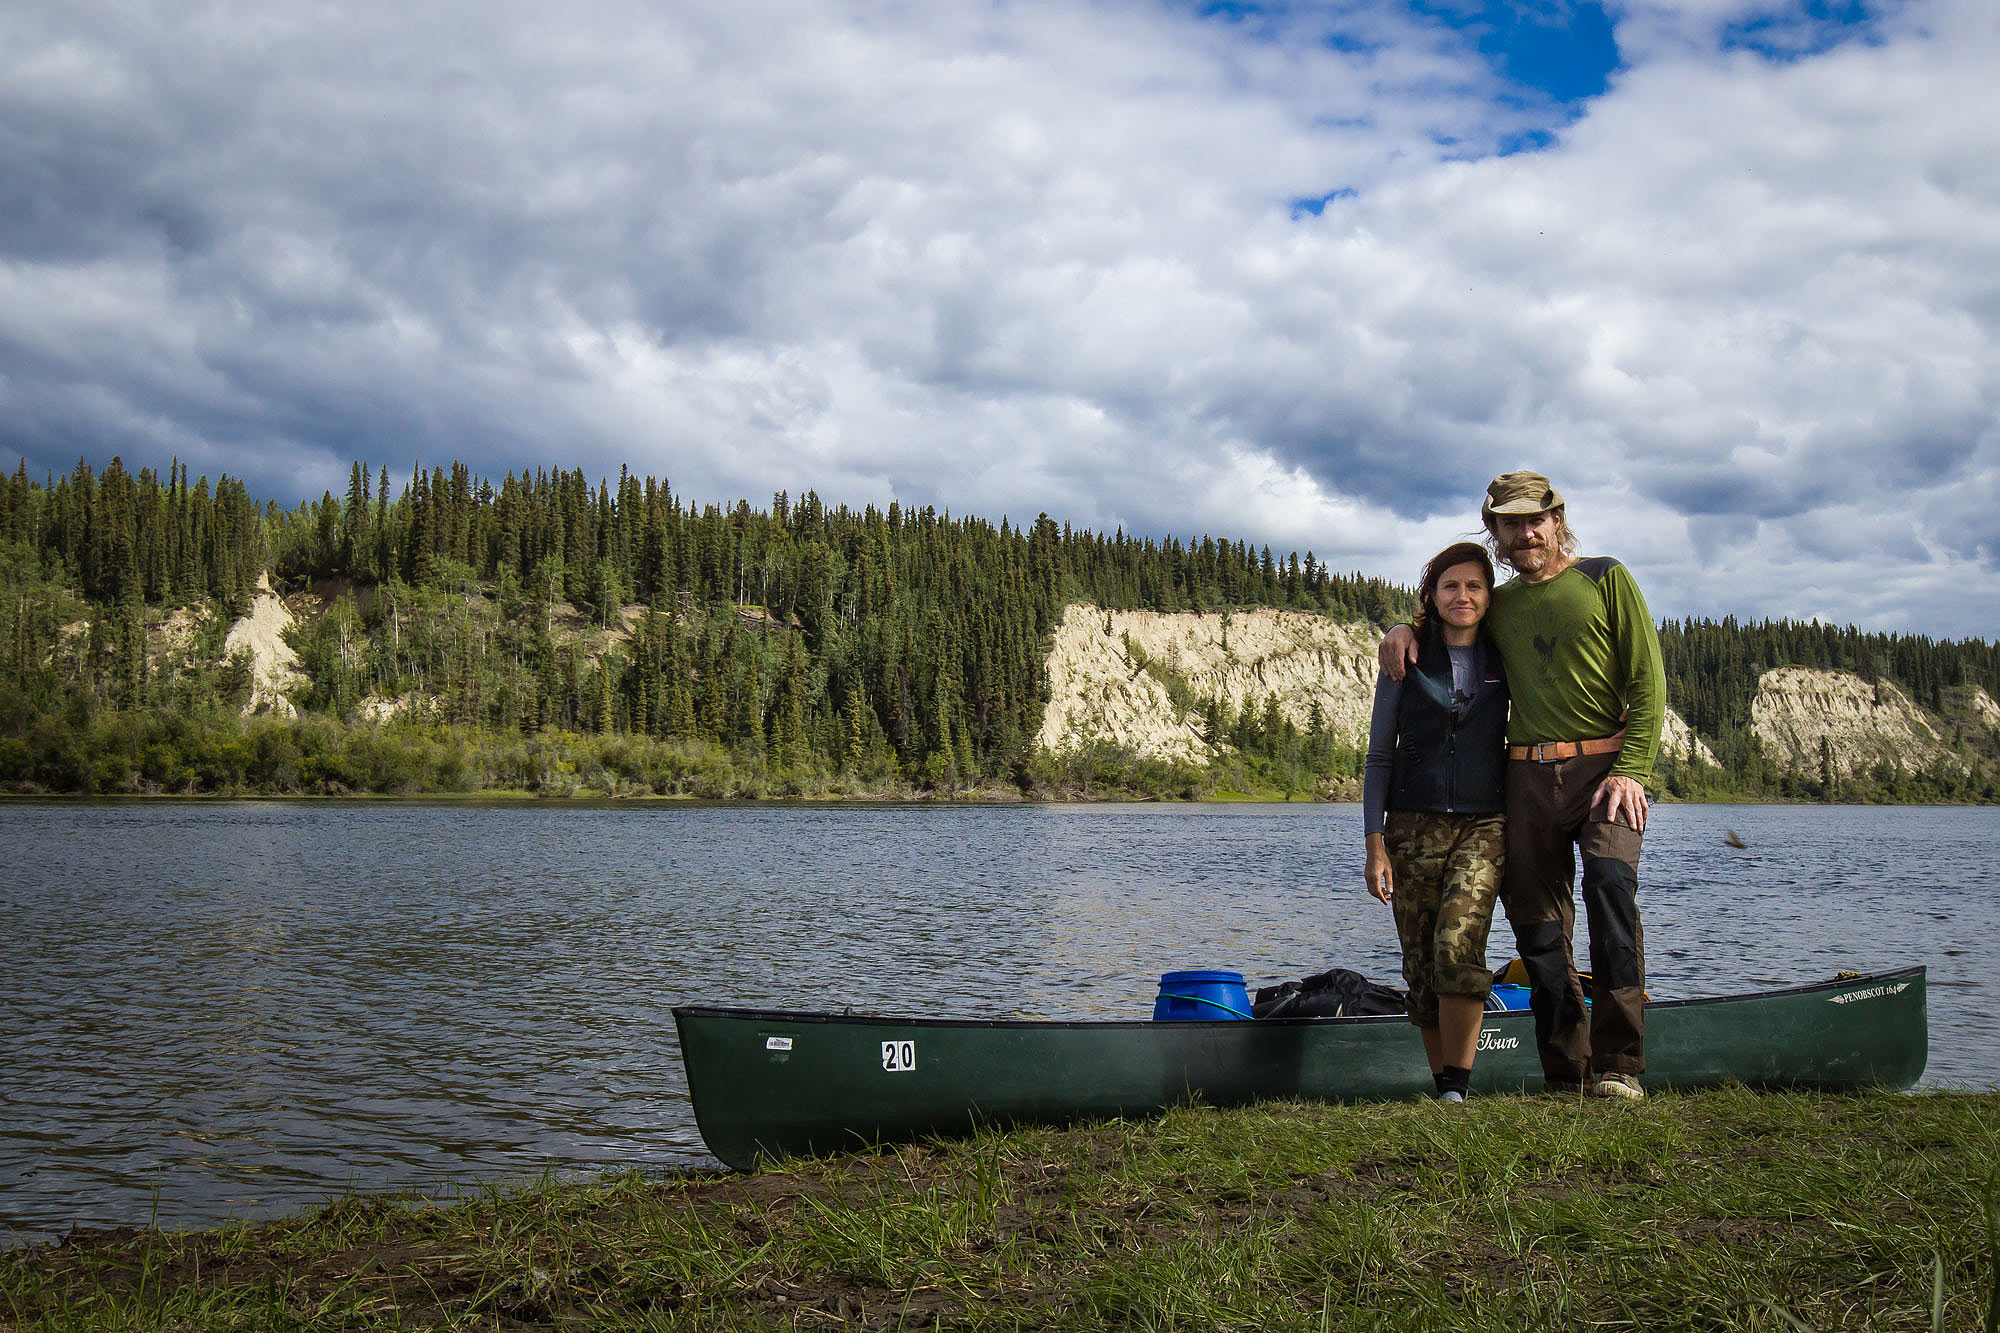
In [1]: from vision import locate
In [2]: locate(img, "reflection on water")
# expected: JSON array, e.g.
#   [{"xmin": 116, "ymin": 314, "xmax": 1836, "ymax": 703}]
[{"xmin": 2, "ymin": 799, "xmax": 1994, "ymax": 1243}]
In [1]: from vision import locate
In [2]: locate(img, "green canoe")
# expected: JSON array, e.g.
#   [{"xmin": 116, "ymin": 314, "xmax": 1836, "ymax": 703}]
[{"xmin": 672, "ymin": 966, "xmax": 1926, "ymax": 1171}]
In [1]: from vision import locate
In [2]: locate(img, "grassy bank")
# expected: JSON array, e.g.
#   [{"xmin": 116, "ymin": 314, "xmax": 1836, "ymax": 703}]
[
  {"xmin": 0, "ymin": 708, "xmax": 1356, "ymax": 804},
  {"xmin": 6, "ymin": 1088, "xmax": 1997, "ymax": 1331}
]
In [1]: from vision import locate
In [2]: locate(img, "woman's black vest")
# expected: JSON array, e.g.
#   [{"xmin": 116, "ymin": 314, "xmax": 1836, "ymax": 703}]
[{"xmin": 1388, "ymin": 623, "xmax": 1508, "ymax": 815}]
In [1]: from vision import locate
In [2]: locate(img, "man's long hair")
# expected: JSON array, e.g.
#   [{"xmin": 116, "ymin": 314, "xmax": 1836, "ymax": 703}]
[
  {"xmin": 1412, "ymin": 542, "xmax": 1497, "ymax": 634},
  {"xmin": 1484, "ymin": 507, "xmax": 1579, "ymax": 572}
]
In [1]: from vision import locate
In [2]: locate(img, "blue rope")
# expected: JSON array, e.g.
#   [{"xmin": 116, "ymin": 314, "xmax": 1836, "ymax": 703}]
[{"xmin": 1158, "ymin": 992, "xmax": 1251, "ymax": 1019}]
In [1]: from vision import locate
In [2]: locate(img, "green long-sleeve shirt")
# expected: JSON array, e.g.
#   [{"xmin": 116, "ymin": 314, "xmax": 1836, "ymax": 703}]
[{"xmin": 1486, "ymin": 556, "xmax": 1666, "ymax": 782}]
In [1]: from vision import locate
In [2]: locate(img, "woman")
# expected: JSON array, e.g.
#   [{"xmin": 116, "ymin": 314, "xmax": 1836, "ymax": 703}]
[{"xmin": 1362, "ymin": 542, "xmax": 1508, "ymax": 1102}]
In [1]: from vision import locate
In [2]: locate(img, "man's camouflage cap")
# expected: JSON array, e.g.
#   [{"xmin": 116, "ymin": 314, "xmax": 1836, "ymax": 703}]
[{"xmin": 1482, "ymin": 470, "xmax": 1565, "ymax": 519}]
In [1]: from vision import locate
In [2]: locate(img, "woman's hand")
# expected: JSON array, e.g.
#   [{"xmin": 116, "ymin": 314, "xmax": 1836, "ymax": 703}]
[{"xmin": 1364, "ymin": 833, "xmax": 1394, "ymax": 903}]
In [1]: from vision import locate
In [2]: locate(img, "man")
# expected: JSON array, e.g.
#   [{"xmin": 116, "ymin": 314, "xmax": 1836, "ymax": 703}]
[{"xmin": 1379, "ymin": 470, "xmax": 1665, "ymax": 1099}]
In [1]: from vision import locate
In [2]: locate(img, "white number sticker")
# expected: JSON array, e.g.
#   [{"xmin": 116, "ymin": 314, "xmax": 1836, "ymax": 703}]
[
  {"xmin": 881, "ymin": 1040, "xmax": 916, "ymax": 1072},
  {"xmin": 765, "ymin": 1036, "xmax": 793, "ymax": 1051}
]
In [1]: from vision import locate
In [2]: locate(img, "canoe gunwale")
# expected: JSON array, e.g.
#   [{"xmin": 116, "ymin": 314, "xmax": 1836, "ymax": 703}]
[{"xmin": 672, "ymin": 963, "xmax": 1926, "ymax": 1030}]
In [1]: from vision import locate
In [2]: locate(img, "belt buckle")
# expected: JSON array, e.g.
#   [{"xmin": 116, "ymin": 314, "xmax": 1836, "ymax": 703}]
[{"xmin": 1533, "ymin": 741, "xmax": 1561, "ymax": 763}]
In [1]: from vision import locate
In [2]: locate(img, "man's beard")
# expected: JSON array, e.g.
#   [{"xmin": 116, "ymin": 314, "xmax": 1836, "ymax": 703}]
[{"xmin": 1504, "ymin": 540, "xmax": 1550, "ymax": 574}]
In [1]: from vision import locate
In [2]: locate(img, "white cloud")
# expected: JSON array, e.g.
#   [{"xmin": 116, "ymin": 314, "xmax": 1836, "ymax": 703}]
[{"xmin": 0, "ymin": 0, "xmax": 1995, "ymax": 634}]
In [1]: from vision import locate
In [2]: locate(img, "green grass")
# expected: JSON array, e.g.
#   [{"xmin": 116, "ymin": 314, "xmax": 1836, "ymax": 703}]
[{"xmin": 5, "ymin": 1089, "xmax": 1997, "ymax": 1331}]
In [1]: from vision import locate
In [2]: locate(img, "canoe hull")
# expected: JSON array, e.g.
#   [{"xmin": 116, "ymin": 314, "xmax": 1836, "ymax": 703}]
[{"xmin": 672, "ymin": 966, "xmax": 1926, "ymax": 1171}]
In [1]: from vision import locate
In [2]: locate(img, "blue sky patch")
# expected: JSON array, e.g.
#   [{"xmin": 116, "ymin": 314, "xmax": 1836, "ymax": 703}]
[
  {"xmin": 1497, "ymin": 126, "xmax": 1557, "ymax": 155},
  {"xmin": 1191, "ymin": 1, "xmax": 1284, "ymax": 37},
  {"xmin": 1410, "ymin": 1, "xmax": 1620, "ymax": 103},
  {"xmin": 1191, "ymin": 2, "xmax": 1385, "ymax": 53},
  {"xmin": 1323, "ymin": 30, "xmax": 1383, "ymax": 55},
  {"xmin": 1289, "ymin": 188, "xmax": 1359, "ymax": 218},
  {"xmin": 1721, "ymin": 0, "xmax": 1884, "ymax": 61}
]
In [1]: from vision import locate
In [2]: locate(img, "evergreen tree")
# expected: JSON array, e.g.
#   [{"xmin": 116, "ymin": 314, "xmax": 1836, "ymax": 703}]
[{"xmin": 4, "ymin": 451, "xmax": 1994, "ymax": 800}]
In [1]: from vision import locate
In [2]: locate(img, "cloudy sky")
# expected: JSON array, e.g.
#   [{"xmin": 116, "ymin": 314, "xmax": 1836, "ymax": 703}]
[{"xmin": 3, "ymin": 0, "xmax": 1996, "ymax": 635}]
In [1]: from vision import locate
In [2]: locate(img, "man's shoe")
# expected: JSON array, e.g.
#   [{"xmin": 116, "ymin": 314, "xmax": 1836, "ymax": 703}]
[
  {"xmin": 1439, "ymin": 1090, "xmax": 1466, "ymax": 1104},
  {"xmin": 1595, "ymin": 1072, "xmax": 1644, "ymax": 1100}
]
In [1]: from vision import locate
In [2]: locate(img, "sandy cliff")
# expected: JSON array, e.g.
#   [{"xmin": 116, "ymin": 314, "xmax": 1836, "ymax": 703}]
[
  {"xmin": 1660, "ymin": 709, "xmax": 1719, "ymax": 769},
  {"xmin": 1749, "ymin": 667, "xmax": 1967, "ymax": 779},
  {"xmin": 115, "ymin": 578, "xmax": 1993, "ymax": 793},
  {"xmin": 1958, "ymin": 686, "xmax": 2000, "ymax": 738},
  {"xmin": 222, "ymin": 574, "xmax": 306, "ymax": 717},
  {"xmin": 1036, "ymin": 606, "xmax": 1381, "ymax": 764},
  {"xmin": 1037, "ymin": 604, "xmax": 1711, "ymax": 770}
]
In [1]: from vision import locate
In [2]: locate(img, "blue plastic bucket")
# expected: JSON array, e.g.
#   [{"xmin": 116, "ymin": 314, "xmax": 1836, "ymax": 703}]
[
  {"xmin": 1153, "ymin": 970, "xmax": 1251, "ymax": 1021},
  {"xmin": 1486, "ymin": 984, "xmax": 1592, "ymax": 1011}
]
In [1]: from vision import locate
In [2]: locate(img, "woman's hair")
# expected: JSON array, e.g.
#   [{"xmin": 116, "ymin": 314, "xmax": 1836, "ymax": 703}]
[{"xmin": 1413, "ymin": 541, "xmax": 1497, "ymax": 634}]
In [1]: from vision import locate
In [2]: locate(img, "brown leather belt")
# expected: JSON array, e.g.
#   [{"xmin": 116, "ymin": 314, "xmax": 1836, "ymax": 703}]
[{"xmin": 1508, "ymin": 732, "xmax": 1624, "ymax": 762}]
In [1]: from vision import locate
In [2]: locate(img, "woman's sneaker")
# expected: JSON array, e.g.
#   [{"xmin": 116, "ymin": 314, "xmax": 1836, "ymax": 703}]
[{"xmin": 1595, "ymin": 1072, "xmax": 1644, "ymax": 1100}]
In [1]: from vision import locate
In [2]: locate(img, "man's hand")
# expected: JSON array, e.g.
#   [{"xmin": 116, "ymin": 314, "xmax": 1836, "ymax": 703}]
[
  {"xmin": 1591, "ymin": 775, "xmax": 1650, "ymax": 833},
  {"xmin": 1364, "ymin": 833, "xmax": 1394, "ymax": 903},
  {"xmin": 1377, "ymin": 623, "xmax": 1419, "ymax": 682}
]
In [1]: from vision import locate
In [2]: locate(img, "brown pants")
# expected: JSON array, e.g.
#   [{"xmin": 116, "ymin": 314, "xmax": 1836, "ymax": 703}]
[{"xmin": 1502, "ymin": 749, "xmax": 1646, "ymax": 1081}]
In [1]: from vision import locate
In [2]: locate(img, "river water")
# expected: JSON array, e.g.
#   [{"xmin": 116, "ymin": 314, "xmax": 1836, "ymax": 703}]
[{"xmin": 2, "ymin": 800, "xmax": 1994, "ymax": 1244}]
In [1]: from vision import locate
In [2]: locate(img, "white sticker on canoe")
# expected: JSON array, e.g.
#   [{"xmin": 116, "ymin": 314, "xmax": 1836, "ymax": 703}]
[
  {"xmin": 1828, "ymin": 982, "xmax": 1911, "ymax": 1005},
  {"xmin": 765, "ymin": 1036, "xmax": 793, "ymax": 1051},
  {"xmin": 1476, "ymin": 1029, "xmax": 1519, "ymax": 1052},
  {"xmin": 881, "ymin": 1040, "xmax": 916, "ymax": 1072}
]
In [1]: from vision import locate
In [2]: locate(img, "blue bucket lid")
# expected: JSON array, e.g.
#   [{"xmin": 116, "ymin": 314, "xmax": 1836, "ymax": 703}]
[{"xmin": 1159, "ymin": 970, "xmax": 1245, "ymax": 985}]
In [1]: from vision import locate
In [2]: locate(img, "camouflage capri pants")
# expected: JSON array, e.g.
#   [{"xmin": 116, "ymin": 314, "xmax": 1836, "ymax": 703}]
[{"xmin": 1383, "ymin": 811, "xmax": 1505, "ymax": 1028}]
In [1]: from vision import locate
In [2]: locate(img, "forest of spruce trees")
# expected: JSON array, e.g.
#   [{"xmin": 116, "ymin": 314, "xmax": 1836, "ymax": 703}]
[{"xmin": 1, "ymin": 455, "xmax": 1996, "ymax": 801}]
